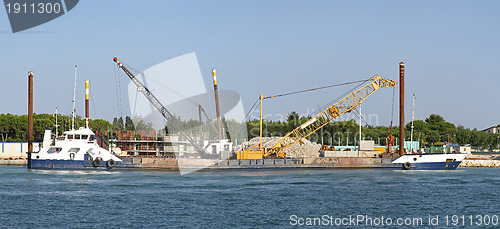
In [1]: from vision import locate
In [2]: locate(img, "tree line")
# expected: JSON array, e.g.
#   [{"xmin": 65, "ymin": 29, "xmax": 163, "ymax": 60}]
[
  {"xmin": 0, "ymin": 113, "xmax": 114, "ymax": 142},
  {"xmin": 1, "ymin": 112, "xmax": 499, "ymax": 149},
  {"xmin": 247, "ymin": 112, "xmax": 500, "ymax": 149}
]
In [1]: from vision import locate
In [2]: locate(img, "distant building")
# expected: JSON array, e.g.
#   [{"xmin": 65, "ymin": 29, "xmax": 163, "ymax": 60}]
[{"xmin": 483, "ymin": 125, "xmax": 500, "ymax": 134}]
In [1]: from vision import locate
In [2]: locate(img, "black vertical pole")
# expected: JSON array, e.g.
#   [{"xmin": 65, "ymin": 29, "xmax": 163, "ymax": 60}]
[{"xmin": 27, "ymin": 72, "xmax": 33, "ymax": 169}]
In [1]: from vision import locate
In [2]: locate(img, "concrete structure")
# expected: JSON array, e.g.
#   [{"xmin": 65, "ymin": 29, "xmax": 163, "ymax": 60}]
[
  {"xmin": 483, "ymin": 125, "xmax": 500, "ymax": 134},
  {"xmin": 1, "ymin": 142, "xmax": 42, "ymax": 159},
  {"xmin": 459, "ymin": 146, "xmax": 472, "ymax": 154},
  {"xmin": 359, "ymin": 140, "xmax": 374, "ymax": 151},
  {"xmin": 323, "ymin": 150, "xmax": 379, "ymax": 158}
]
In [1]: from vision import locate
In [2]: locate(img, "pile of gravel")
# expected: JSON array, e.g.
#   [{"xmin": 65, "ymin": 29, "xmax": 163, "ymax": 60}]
[{"xmin": 243, "ymin": 137, "xmax": 321, "ymax": 158}]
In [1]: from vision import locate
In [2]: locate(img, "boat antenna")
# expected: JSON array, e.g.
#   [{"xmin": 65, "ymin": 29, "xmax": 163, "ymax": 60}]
[
  {"xmin": 410, "ymin": 94, "xmax": 415, "ymax": 153},
  {"xmin": 55, "ymin": 107, "xmax": 59, "ymax": 137},
  {"xmin": 72, "ymin": 65, "xmax": 77, "ymax": 131}
]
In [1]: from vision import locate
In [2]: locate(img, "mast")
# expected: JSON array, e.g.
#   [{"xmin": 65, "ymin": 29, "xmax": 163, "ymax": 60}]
[
  {"xmin": 198, "ymin": 105, "xmax": 203, "ymax": 146},
  {"xmin": 212, "ymin": 68, "xmax": 223, "ymax": 140},
  {"xmin": 85, "ymin": 79, "xmax": 90, "ymax": 128},
  {"xmin": 55, "ymin": 107, "xmax": 59, "ymax": 137},
  {"xmin": 410, "ymin": 94, "xmax": 415, "ymax": 153},
  {"xmin": 399, "ymin": 62, "xmax": 405, "ymax": 156},
  {"xmin": 260, "ymin": 94, "xmax": 263, "ymax": 151},
  {"xmin": 27, "ymin": 71, "xmax": 34, "ymax": 169},
  {"xmin": 359, "ymin": 103, "xmax": 362, "ymax": 151},
  {"xmin": 71, "ymin": 65, "xmax": 77, "ymax": 130}
]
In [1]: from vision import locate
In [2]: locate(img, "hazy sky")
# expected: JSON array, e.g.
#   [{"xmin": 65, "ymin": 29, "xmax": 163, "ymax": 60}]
[{"xmin": 1, "ymin": 0, "xmax": 499, "ymax": 130}]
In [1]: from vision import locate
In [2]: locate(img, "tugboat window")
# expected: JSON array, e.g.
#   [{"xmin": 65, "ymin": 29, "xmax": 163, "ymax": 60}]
[
  {"xmin": 48, "ymin": 147, "xmax": 62, "ymax": 154},
  {"xmin": 86, "ymin": 149, "xmax": 94, "ymax": 155},
  {"xmin": 68, "ymin": 135, "xmax": 74, "ymax": 140},
  {"xmin": 75, "ymin": 135, "xmax": 81, "ymax": 140},
  {"xmin": 82, "ymin": 135, "xmax": 88, "ymax": 140}
]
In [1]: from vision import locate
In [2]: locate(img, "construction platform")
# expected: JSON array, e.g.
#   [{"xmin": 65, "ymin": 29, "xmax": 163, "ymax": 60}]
[{"xmin": 116, "ymin": 157, "xmax": 399, "ymax": 170}]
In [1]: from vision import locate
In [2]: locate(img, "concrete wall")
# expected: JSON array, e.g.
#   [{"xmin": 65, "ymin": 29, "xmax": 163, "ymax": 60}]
[
  {"xmin": 324, "ymin": 151, "xmax": 358, "ymax": 157},
  {"xmin": 0, "ymin": 142, "xmax": 42, "ymax": 159},
  {"xmin": 324, "ymin": 150, "xmax": 379, "ymax": 158},
  {"xmin": 460, "ymin": 146, "xmax": 472, "ymax": 154},
  {"xmin": 360, "ymin": 140, "xmax": 374, "ymax": 150}
]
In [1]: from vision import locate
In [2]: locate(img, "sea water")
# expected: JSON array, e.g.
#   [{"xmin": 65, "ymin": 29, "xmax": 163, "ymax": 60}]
[{"xmin": 0, "ymin": 167, "xmax": 498, "ymax": 228}]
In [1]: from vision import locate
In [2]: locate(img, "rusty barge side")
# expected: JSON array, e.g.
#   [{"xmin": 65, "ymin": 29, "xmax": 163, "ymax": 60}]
[{"xmin": 117, "ymin": 157, "xmax": 397, "ymax": 170}]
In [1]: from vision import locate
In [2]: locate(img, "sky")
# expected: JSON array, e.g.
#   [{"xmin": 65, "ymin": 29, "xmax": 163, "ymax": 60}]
[{"xmin": 1, "ymin": 0, "xmax": 499, "ymax": 130}]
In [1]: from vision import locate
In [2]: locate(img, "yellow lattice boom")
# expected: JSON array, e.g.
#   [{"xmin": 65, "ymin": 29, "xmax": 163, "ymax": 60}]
[{"xmin": 265, "ymin": 75, "xmax": 396, "ymax": 158}]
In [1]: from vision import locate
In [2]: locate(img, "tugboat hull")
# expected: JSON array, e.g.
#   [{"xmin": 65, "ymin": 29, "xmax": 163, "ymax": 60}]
[
  {"xmin": 30, "ymin": 158, "xmax": 119, "ymax": 170},
  {"xmin": 392, "ymin": 153, "xmax": 467, "ymax": 170}
]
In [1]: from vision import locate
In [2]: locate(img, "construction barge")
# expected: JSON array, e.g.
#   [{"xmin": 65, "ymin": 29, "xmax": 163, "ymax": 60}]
[
  {"xmin": 107, "ymin": 156, "xmax": 398, "ymax": 170},
  {"xmin": 21, "ymin": 60, "xmax": 468, "ymax": 170}
]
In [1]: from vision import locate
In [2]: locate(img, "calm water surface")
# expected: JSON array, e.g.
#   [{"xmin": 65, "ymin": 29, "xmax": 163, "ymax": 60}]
[{"xmin": 0, "ymin": 167, "xmax": 499, "ymax": 228}]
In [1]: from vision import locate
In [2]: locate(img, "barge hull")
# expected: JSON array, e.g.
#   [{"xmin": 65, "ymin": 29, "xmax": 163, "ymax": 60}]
[{"xmin": 28, "ymin": 156, "xmax": 468, "ymax": 170}]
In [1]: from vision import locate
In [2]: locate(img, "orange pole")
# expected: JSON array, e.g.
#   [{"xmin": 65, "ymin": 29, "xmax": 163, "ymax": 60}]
[
  {"xmin": 399, "ymin": 62, "xmax": 405, "ymax": 156},
  {"xmin": 213, "ymin": 69, "xmax": 223, "ymax": 140},
  {"xmin": 85, "ymin": 80, "xmax": 90, "ymax": 128}
]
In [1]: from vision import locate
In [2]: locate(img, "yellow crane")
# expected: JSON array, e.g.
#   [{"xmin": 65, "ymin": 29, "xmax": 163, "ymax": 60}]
[{"xmin": 239, "ymin": 75, "xmax": 396, "ymax": 159}]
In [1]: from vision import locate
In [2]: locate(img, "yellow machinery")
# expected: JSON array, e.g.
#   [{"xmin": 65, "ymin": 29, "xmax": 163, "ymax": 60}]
[{"xmin": 238, "ymin": 75, "xmax": 396, "ymax": 159}]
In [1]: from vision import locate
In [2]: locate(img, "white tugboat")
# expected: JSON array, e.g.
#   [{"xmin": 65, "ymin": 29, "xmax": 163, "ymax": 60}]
[
  {"xmin": 390, "ymin": 63, "xmax": 467, "ymax": 170},
  {"xmin": 392, "ymin": 152, "xmax": 467, "ymax": 170},
  {"xmin": 30, "ymin": 128, "xmax": 122, "ymax": 170},
  {"xmin": 29, "ymin": 71, "xmax": 122, "ymax": 170}
]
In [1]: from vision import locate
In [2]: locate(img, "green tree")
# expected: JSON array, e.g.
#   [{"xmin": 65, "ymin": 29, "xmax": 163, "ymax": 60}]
[
  {"xmin": 286, "ymin": 111, "xmax": 300, "ymax": 129},
  {"xmin": 406, "ymin": 120, "xmax": 428, "ymax": 133},
  {"xmin": 113, "ymin": 117, "xmax": 124, "ymax": 130},
  {"xmin": 90, "ymin": 119, "xmax": 116, "ymax": 134},
  {"xmin": 125, "ymin": 116, "xmax": 135, "ymax": 131},
  {"xmin": 426, "ymin": 130, "xmax": 441, "ymax": 145},
  {"xmin": 425, "ymin": 114, "xmax": 445, "ymax": 125}
]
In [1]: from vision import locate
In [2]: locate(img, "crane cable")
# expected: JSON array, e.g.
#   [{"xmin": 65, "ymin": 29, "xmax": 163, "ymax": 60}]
[
  {"xmin": 133, "ymin": 89, "xmax": 139, "ymax": 116},
  {"xmin": 311, "ymin": 80, "xmax": 370, "ymax": 118},
  {"xmin": 119, "ymin": 60, "xmax": 211, "ymax": 121},
  {"xmin": 113, "ymin": 63, "xmax": 123, "ymax": 119},
  {"xmin": 244, "ymin": 79, "xmax": 371, "ymax": 121},
  {"xmin": 390, "ymin": 86, "xmax": 395, "ymax": 128},
  {"xmin": 351, "ymin": 85, "xmax": 396, "ymax": 137},
  {"xmin": 262, "ymin": 79, "xmax": 369, "ymax": 100},
  {"xmin": 352, "ymin": 107, "xmax": 385, "ymax": 136},
  {"xmin": 244, "ymin": 97, "xmax": 261, "ymax": 121}
]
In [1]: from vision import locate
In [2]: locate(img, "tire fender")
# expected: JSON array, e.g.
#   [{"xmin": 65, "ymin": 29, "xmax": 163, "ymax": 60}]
[
  {"xmin": 106, "ymin": 159, "xmax": 116, "ymax": 168},
  {"xmin": 402, "ymin": 162, "xmax": 411, "ymax": 170}
]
